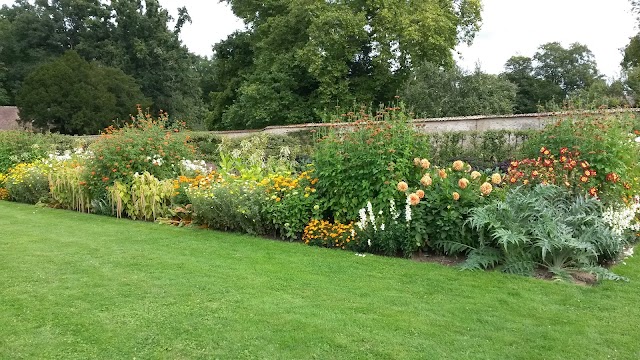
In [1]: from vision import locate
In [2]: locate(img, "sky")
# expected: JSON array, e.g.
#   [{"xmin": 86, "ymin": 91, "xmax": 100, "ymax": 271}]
[{"xmin": 0, "ymin": 0, "xmax": 637, "ymax": 78}]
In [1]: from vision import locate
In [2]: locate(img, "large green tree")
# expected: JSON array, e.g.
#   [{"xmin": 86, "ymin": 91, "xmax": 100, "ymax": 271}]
[
  {"xmin": 502, "ymin": 42, "xmax": 601, "ymax": 113},
  {"xmin": 207, "ymin": 0, "xmax": 482, "ymax": 129},
  {"xmin": 16, "ymin": 51, "xmax": 148, "ymax": 135},
  {"xmin": 403, "ymin": 62, "xmax": 517, "ymax": 118},
  {"xmin": 0, "ymin": 0, "xmax": 203, "ymax": 123}
]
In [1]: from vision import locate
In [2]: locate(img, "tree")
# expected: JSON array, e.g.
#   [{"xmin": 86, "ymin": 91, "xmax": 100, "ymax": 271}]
[
  {"xmin": 0, "ymin": 0, "xmax": 203, "ymax": 123},
  {"xmin": 403, "ymin": 63, "xmax": 517, "ymax": 118},
  {"xmin": 16, "ymin": 51, "xmax": 148, "ymax": 135},
  {"xmin": 502, "ymin": 56, "xmax": 563, "ymax": 113},
  {"xmin": 533, "ymin": 42, "xmax": 600, "ymax": 96},
  {"xmin": 208, "ymin": 0, "xmax": 483, "ymax": 129}
]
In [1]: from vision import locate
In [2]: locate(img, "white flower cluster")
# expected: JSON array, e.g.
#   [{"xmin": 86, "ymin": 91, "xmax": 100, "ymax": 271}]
[
  {"xmin": 405, "ymin": 196, "xmax": 412, "ymax": 222},
  {"xmin": 602, "ymin": 197, "xmax": 640, "ymax": 236},
  {"xmin": 43, "ymin": 148, "xmax": 92, "ymax": 166},
  {"xmin": 146, "ymin": 155, "xmax": 164, "ymax": 166},
  {"xmin": 181, "ymin": 159, "xmax": 208, "ymax": 173}
]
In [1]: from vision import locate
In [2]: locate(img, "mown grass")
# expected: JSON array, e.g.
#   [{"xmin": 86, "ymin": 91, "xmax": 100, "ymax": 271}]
[{"xmin": 0, "ymin": 201, "xmax": 639, "ymax": 359}]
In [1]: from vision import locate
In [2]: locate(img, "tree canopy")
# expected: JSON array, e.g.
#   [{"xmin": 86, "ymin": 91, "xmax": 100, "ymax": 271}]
[
  {"xmin": 0, "ymin": 0, "xmax": 202, "ymax": 126},
  {"xmin": 16, "ymin": 51, "xmax": 148, "ymax": 135},
  {"xmin": 206, "ymin": 0, "xmax": 483, "ymax": 129}
]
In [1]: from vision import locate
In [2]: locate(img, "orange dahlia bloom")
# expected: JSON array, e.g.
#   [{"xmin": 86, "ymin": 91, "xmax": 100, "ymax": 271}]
[
  {"xmin": 458, "ymin": 178, "xmax": 469, "ymax": 189},
  {"xmin": 416, "ymin": 189, "xmax": 425, "ymax": 199},
  {"xmin": 438, "ymin": 169, "xmax": 447, "ymax": 179},
  {"xmin": 480, "ymin": 182, "xmax": 493, "ymax": 196},
  {"xmin": 397, "ymin": 181, "xmax": 409, "ymax": 192},
  {"xmin": 420, "ymin": 175, "xmax": 433, "ymax": 186},
  {"xmin": 491, "ymin": 173, "xmax": 502, "ymax": 185},
  {"xmin": 471, "ymin": 171, "xmax": 481, "ymax": 180},
  {"xmin": 452, "ymin": 160, "xmax": 465, "ymax": 171},
  {"xmin": 420, "ymin": 159, "xmax": 431, "ymax": 169},
  {"xmin": 452, "ymin": 192, "xmax": 460, "ymax": 201},
  {"xmin": 408, "ymin": 193, "xmax": 421, "ymax": 206}
]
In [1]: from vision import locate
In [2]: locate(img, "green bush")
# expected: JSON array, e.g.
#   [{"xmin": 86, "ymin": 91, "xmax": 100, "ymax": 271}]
[
  {"xmin": 109, "ymin": 172, "xmax": 175, "ymax": 221},
  {"xmin": 84, "ymin": 108, "xmax": 196, "ymax": 201},
  {"xmin": 521, "ymin": 111, "xmax": 640, "ymax": 203},
  {"xmin": 5, "ymin": 161, "xmax": 51, "ymax": 204},
  {"xmin": 467, "ymin": 184, "xmax": 628, "ymax": 282},
  {"xmin": 313, "ymin": 103, "xmax": 429, "ymax": 222},
  {"xmin": 0, "ymin": 131, "xmax": 78, "ymax": 173}
]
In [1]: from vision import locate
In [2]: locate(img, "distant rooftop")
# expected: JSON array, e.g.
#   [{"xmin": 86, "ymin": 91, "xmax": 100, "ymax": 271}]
[{"xmin": 0, "ymin": 106, "xmax": 21, "ymax": 130}]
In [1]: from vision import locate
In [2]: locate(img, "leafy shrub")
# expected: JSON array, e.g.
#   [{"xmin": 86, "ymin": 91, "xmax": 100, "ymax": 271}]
[
  {"xmin": 506, "ymin": 147, "xmax": 599, "ymax": 197},
  {"xmin": 188, "ymin": 178, "xmax": 274, "ymax": 236},
  {"xmin": 109, "ymin": 172, "xmax": 175, "ymax": 221},
  {"xmin": 5, "ymin": 161, "xmax": 51, "ymax": 204},
  {"xmin": 314, "ymin": 103, "xmax": 429, "ymax": 221},
  {"xmin": 48, "ymin": 154, "xmax": 92, "ymax": 212},
  {"xmin": 401, "ymin": 159, "xmax": 504, "ymax": 255},
  {"xmin": 303, "ymin": 220, "xmax": 355, "ymax": 249},
  {"xmin": 0, "ymin": 131, "xmax": 78, "ymax": 173},
  {"xmin": 467, "ymin": 185, "xmax": 628, "ymax": 281},
  {"xmin": 259, "ymin": 171, "xmax": 319, "ymax": 240},
  {"xmin": 217, "ymin": 135, "xmax": 298, "ymax": 179},
  {"xmin": 521, "ymin": 112, "xmax": 640, "ymax": 202},
  {"xmin": 84, "ymin": 107, "xmax": 195, "ymax": 201}
]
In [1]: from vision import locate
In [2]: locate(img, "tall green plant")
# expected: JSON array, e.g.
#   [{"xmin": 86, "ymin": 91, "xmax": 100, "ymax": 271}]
[{"xmin": 313, "ymin": 103, "xmax": 429, "ymax": 221}]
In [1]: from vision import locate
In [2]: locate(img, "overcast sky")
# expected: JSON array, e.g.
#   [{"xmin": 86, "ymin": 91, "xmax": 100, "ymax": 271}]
[{"xmin": 1, "ymin": 0, "xmax": 637, "ymax": 78}]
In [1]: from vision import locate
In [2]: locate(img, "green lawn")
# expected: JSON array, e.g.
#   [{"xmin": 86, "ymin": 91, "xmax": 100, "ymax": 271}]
[{"xmin": 1, "ymin": 201, "xmax": 639, "ymax": 359}]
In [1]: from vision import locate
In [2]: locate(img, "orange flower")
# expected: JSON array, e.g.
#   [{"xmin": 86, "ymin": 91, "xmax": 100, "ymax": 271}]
[
  {"xmin": 416, "ymin": 189, "xmax": 425, "ymax": 199},
  {"xmin": 408, "ymin": 193, "xmax": 420, "ymax": 206},
  {"xmin": 471, "ymin": 171, "xmax": 481, "ymax": 180},
  {"xmin": 420, "ymin": 159, "xmax": 431, "ymax": 169},
  {"xmin": 491, "ymin": 173, "xmax": 502, "ymax": 185},
  {"xmin": 438, "ymin": 169, "xmax": 447, "ymax": 179},
  {"xmin": 452, "ymin": 160, "xmax": 465, "ymax": 171},
  {"xmin": 397, "ymin": 181, "xmax": 409, "ymax": 192},
  {"xmin": 452, "ymin": 192, "xmax": 460, "ymax": 201},
  {"xmin": 588, "ymin": 187, "xmax": 598, "ymax": 197},
  {"xmin": 420, "ymin": 175, "xmax": 433, "ymax": 186},
  {"xmin": 480, "ymin": 182, "xmax": 493, "ymax": 196},
  {"xmin": 560, "ymin": 147, "xmax": 568, "ymax": 154},
  {"xmin": 413, "ymin": 157, "xmax": 421, "ymax": 166},
  {"xmin": 458, "ymin": 178, "xmax": 469, "ymax": 189},
  {"xmin": 580, "ymin": 176, "xmax": 588, "ymax": 183}
]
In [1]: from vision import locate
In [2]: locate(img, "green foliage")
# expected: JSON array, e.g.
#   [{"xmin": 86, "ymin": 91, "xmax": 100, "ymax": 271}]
[
  {"xmin": 49, "ymin": 157, "xmax": 92, "ymax": 213},
  {"xmin": 4, "ymin": 161, "xmax": 51, "ymax": 204},
  {"xmin": 402, "ymin": 160, "xmax": 503, "ymax": 255},
  {"xmin": 0, "ymin": 0, "xmax": 203, "ymax": 120},
  {"xmin": 109, "ymin": 172, "xmax": 174, "ymax": 221},
  {"xmin": 521, "ymin": 112, "xmax": 640, "ymax": 202},
  {"xmin": 189, "ymin": 180, "xmax": 274, "ymax": 236},
  {"xmin": 404, "ymin": 63, "xmax": 517, "ymax": 118},
  {"xmin": 467, "ymin": 185, "xmax": 628, "ymax": 281},
  {"xmin": 209, "ymin": 0, "xmax": 482, "ymax": 129},
  {"xmin": 84, "ymin": 108, "xmax": 195, "ymax": 201},
  {"xmin": 502, "ymin": 42, "xmax": 602, "ymax": 113},
  {"xmin": 16, "ymin": 51, "xmax": 148, "ymax": 135},
  {"xmin": 313, "ymin": 104, "xmax": 429, "ymax": 221},
  {"xmin": 0, "ymin": 130, "xmax": 77, "ymax": 172}
]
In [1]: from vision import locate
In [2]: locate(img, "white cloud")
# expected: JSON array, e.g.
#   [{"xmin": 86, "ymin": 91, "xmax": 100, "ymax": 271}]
[{"xmin": 456, "ymin": 0, "xmax": 637, "ymax": 78}]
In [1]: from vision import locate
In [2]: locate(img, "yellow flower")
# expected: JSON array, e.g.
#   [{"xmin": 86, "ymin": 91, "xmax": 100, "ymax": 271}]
[
  {"xmin": 491, "ymin": 173, "xmax": 502, "ymax": 185},
  {"xmin": 471, "ymin": 171, "xmax": 481, "ymax": 180},
  {"xmin": 452, "ymin": 160, "xmax": 464, "ymax": 171},
  {"xmin": 480, "ymin": 182, "xmax": 493, "ymax": 196},
  {"xmin": 452, "ymin": 192, "xmax": 460, "ymax": 201}
]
